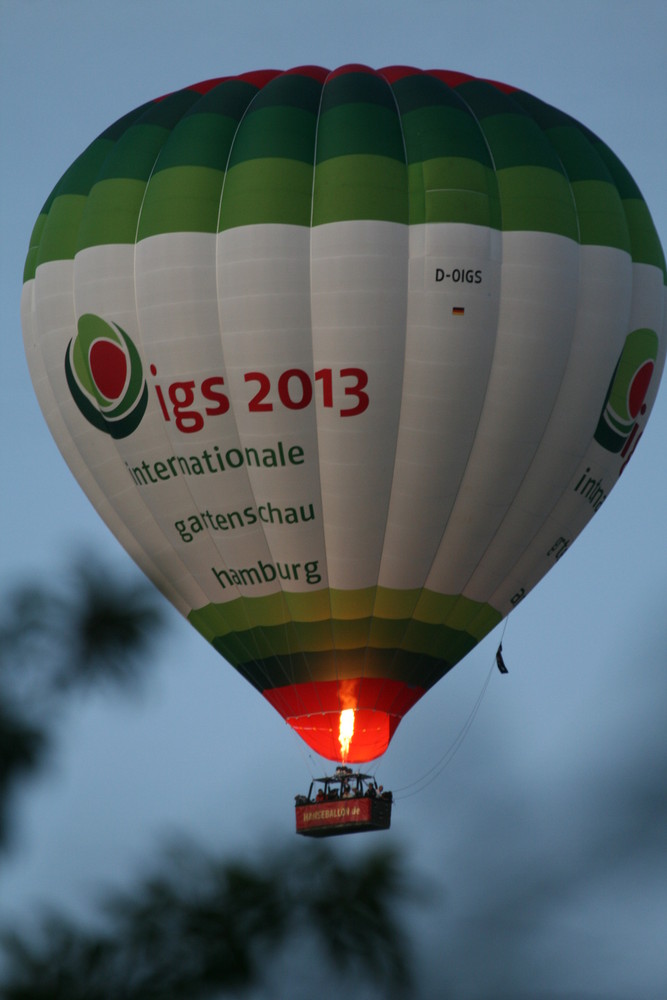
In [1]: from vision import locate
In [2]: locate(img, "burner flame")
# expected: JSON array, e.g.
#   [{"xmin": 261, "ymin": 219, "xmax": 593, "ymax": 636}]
[{"xmin": 338, "ymin": 708, "xmax": 355, "ymax": 760}]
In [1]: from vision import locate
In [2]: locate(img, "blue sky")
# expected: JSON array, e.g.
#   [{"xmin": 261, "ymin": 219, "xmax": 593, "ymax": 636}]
[{"xmin": 1, "ymin": 2, "xmax": 665, "ymax": 996}]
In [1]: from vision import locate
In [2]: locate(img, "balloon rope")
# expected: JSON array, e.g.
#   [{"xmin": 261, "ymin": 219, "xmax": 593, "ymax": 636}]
[
  {"xmin": 291, "ymin": 730, "xmax": 321, "ymax": 781},
  {"xmin": 392, "ymin": 648, "xmax": 501, "ymax": 800},
  {"xmin": 292, "ymin": 620, "xmax": 510, "ymax": 795}
]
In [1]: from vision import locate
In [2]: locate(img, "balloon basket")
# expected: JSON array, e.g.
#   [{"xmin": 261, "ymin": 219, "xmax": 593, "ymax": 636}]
[{"xmin": 294, "ymin": 766, "xmax": 392, "ymax": 837}]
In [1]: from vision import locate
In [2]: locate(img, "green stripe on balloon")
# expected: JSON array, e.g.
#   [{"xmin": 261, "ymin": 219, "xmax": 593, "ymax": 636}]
[
  {"xmin": 408, "ymin": 158, "xmax": 500, "ymax": 227},
  {"xmin": 136, "ymin": 86, "xmax": 259, "ymax": 238},
  {"xmin": 179, "ymin": 77, "xmax": 262, "ymax": 119},
  {"xmin": 621, "ymin": 199, "xmax": 667, "ymax": 276},
  {"xmin": 315, "ymin": 103, "xmax": 406, "ymax": 162},
  {"xmin": 151, "ymin": 112, "xmax": 239, "ymax": 172},
  {"xmin": 28, "ymin": 144, "xmax": 117, "ymax": 275},
  {"xmin": 87, "ymin": 92, "xmax": 203, "ymax": 187},
  {"xmin": 391, "ymin": 73, "xmax": 500, "ymax": 229},
  {"xmin": 586, "ymin": 137, "xmax": 666, "ymax": 275},
  {"xmin": 209, "ymin": 74, "xmax": 322, "ymax": 231},
  {"xmin": 219, "ymin": 158, "xmax": 315, "ymax": 229},
  {"xmin": 510, "ymin": 96, "xmax": 634, "ymax": 253},
  {"xmin": 149, "ymin": 94, "xmax": 256, "ymax": 174},
  {"xmin": 569, "ymin": 180, "xmax": 631, "ymax": 250},
  {"xmin": 25, "ymin": 107, "xmax": 150, "ymax": 277},
  {"xmin": 94, "ymin": 123, "xmax": 171, "ymax": 183},
  {"xmin": 453, "ymin": 83, "xmax": 582, "ymax": 238},
  {"xmin": 399, "ymin": 105, "xmax": 494, "ymax": 165},
  {"xmin": 320, "ymin": 69, "xmax": 397, "ymax": 114},
  {"xmin": 26, "ymin": 196, "xmax": 86, "ymax": 277},
  {"xmin": 72, "ymin": 92, "xmax": 204, "ymax": 249},
  {"xmin": 214, "ymin": 71, "xmax": 320, "ymax": 177},
  {"xmin": 242, "ymin": 69, "xmax": 322, "ymax": 113},
  {"xmin": 390, "ymin": 70, "xmax": 473, "ymax": 116},
  {"xmin": 453, "ymin": 78, "xmax": 523, "ymax": 117},
  {"xmin": 227, "ymin": 105, "xmax": 318, "ymax": 165},
  {"xmin": 22, "ymin": 68, "xmax": 666, "ymax": 276},
  {"xmin": 496, "ymin": 166, "xmax": 579, "ymax": 238},
  {"xmin": 213, "ymin": 647, "xmax": 458, "ymax": 693},
  {"xmin": 313, "ymin": 154, "xmax": 408, "ymax": 225},
  {"xmin": 77, "ymin": 178, "xmax": 149, "ymax": 249},
  {"xmin": 42, "ymin": 104, "xmax": 150, "ymax": 209},
  {"xmin": 187, "ymin": 587, "xmax": 501, "ymax": 644},
  {"xmin": 138, "ymin": 165, "xmax": 225, "ymax": 236}
]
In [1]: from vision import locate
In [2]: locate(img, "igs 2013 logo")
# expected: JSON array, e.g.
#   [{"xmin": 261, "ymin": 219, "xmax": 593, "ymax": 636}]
[
  {"xmin": 594, "ymin": 327, "xmax": 659, "ymax": 461},
  {"xmin": 65, "ymin": 314, "xmax": 148, "ymax": 438}
]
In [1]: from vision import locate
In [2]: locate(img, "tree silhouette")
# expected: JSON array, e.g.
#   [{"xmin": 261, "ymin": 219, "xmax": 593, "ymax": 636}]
[
  {"xmin": 0, "ymin": 839, "xmax": 414, "ymax": 999},
  {"xmin": 0, "ymin": 702, "xmax": 45, "ymax": 850},
  {"xmin": 0, "ymin": 557, "xmax": 165, "ymax": 851}
]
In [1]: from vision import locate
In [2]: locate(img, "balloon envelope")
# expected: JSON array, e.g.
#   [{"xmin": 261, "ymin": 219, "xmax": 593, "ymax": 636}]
[{"xmin": 22, "ymin": 66, "xmax": 666, "ymax": 762}]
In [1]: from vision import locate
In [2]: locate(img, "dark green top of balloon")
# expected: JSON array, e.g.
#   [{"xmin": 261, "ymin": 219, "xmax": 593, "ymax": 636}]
[{"xmin": 24, "ymin": 65, "xmax": 665, "ymax": 283}]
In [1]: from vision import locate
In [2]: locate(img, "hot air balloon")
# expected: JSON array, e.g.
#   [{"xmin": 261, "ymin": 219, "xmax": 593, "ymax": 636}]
[{"xmin": 22, "ymin": 65, "xmax": 665, "ymax": 774}]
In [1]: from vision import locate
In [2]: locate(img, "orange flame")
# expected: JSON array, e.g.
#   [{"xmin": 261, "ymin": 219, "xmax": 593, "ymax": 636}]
[{"xmin": 338, "ymin": 708, "xmax": 355, "ymax": 760}]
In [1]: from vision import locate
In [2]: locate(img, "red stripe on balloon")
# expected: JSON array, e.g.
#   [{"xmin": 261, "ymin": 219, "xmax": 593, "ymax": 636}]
[{"xmin": 263, "ymin": 678, "xmax": 425, "ymax": 762}]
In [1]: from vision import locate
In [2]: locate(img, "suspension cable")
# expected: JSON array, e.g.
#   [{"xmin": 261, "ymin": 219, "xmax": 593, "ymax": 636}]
[
  {"xmin": 290, "ymin": 622, "xmax": 509, "ymax": 797},
  {"xmin": 392, "ymin": 623, "xmax": 508, "ymax": 799}
]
